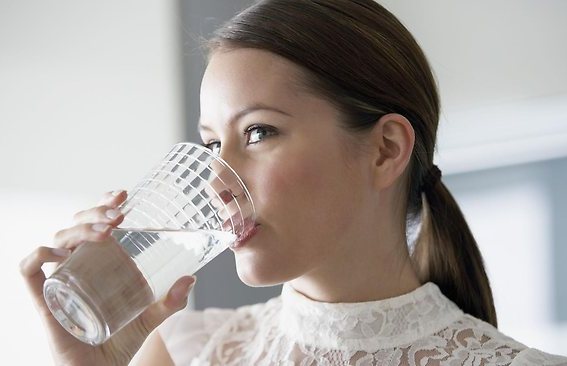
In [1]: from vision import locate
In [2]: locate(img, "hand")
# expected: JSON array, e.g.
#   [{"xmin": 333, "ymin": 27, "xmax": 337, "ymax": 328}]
[{"xmin": 20, "ymin": 190, "xmax": 196, "ymax": 366}]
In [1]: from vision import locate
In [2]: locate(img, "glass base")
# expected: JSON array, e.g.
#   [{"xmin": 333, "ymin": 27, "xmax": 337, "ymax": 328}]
[{"xmin": 44, "ymin": 277, "xmax": 109, "ymax": 345}]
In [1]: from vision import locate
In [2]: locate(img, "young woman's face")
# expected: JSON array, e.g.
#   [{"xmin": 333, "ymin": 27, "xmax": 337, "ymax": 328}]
[{"xmin": 199, "ymin": 48, "xmax": 373, "ymax": 286}]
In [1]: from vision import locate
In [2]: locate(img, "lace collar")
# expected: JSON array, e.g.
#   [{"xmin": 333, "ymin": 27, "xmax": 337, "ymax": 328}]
[{"xmin": 278, "ymin": 282, "xmax": 464, "ymax": 352}]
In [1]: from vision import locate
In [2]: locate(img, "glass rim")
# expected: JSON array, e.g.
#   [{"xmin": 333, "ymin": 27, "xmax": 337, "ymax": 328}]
[{"xmin": 172, "ymin": 142, "xmax": 256, "ymax": 222}]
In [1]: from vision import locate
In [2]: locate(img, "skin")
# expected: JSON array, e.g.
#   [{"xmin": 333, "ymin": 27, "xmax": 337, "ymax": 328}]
[
  {"xmin": 21, "ymin": 48, "xmax": 421, "ymax": 365},
  {"xmin": 20, "ymin": 191, "xmax": 185, "ymax": 366},
  {"xmin": 198, "ymin": 48, "xmax": 421, "ymax": 303}
]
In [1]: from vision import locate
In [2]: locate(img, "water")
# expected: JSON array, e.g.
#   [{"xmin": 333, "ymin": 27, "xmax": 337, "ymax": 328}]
[{"xmin": 112, "ymin": 228, "xmax": 237, "ymax": 299}]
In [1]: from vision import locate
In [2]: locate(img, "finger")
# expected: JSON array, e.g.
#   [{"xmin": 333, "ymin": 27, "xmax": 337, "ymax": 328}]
[
  {"xmin": 53, "ymin": 223, "xmax": 112, "ymax": 249},
  {"xmin": 19, "ymin": 246, "xmax": 72, "ymax": 315},
  {"xmin": 108, "ymin": 276, "xmax": 196, "ymax": 358},
  {"xmin": 97, "ymin": 189, "xmax": 128, "ymax": 208},
  {"xmin": 139, "ymin": 276, "xmax": 196, "ymax": 334},
  {"xmin": 73, "ymin": 205, "xmax": 125, "ymax": 226},
  {"xmin": 19, "ymin": 246, "xmax": 71, "ymax": 277}
]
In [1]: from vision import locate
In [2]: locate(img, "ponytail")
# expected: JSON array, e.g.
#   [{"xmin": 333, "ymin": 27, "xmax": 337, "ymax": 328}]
[{"xmin": 412, "ymin": 171, "xmax": 498, "ymax": 327}]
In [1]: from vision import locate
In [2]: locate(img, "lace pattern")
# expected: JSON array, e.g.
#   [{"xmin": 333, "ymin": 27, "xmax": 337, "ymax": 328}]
[
  {"xmin": 279, "ymin": 282, "xmax": 464, "ymax": 351},
  {"xmin": 159, "ymin": 282, "xmax": 567, "ymax": 365}
]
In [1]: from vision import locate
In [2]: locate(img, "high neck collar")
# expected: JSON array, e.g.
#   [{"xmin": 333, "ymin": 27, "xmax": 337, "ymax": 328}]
[{"xmin": 279, "ymin": 282, "xmax": 463, "ymax": 352}]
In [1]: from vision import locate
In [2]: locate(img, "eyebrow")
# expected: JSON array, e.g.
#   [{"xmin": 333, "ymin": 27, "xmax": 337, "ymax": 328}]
[{"xmin": 198, "ymin": 103, "xmax": 292, "ymax": 132}]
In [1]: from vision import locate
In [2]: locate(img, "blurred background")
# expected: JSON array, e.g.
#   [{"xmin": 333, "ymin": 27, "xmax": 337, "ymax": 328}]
[{"xmin": 1, "ymin": 0, "xmax": 565, "ymax": 363}]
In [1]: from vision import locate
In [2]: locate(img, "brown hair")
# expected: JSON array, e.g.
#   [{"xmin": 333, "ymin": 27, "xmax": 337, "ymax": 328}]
[{"xmin": 208, "ymin": 0, "xmax": 497, "ymax": 327}]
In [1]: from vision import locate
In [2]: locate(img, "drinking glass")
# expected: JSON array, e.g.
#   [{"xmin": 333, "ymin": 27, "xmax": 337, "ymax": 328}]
[{"xmin": 43, "ymin": 142, "xmax": 255, "ymax": 345}]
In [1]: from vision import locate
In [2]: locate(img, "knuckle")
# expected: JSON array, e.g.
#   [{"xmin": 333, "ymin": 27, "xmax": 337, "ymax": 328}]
[
  {"xmin": 95, "ymin": 205, "xmax": 108, "ymax": 215},
  {"xmin": 76, "ymin": 206, "xmax": 109, "ymax": 224},
  {"xmin": 20, "ymin": 246, "xmax": 48, "ymax": 275},
  {"xmin": 53, "ymin": 229, "xmax": 66, "ymax": 242},
  {"xmin": 37, "ymin": 246, "xmax": 51, "ymax": 256},
  {"xmin": 32, "ymin": 246, "xmax": 49, "ymax": 261},
  {"xmin": 18, "ymin": 257, "xmax": 29, "ymax": 275},
  {"xmin": 80, "ymin": 223, "xmax": 94, "ymax": 237},
  {"xmin": 88, "ymin": 206, "xmax": 104, "ymax": 221},
  {"xmin": 72, "ymin": 210, "xmax": 84, "ymax": 223},
  {"xmin": 84, "ymin": 223, "xmax": 110, "ymax": 241},
  {"xmin": 96, "ymin": 205, "xmax": 120, "ymax": 223}
]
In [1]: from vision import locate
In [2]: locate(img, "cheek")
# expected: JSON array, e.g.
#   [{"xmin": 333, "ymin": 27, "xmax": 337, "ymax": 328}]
[
  {"xmin": 235, "ymin": 158, "xmax": 331, "ymax": 285},
  {"xmin": 256, "ymin": 155, "xmax": 321, "ymax": 208},
  {"xmin": 234, "ymin": 149, "xmax": 365, "ymax": 286},
  {"xmin": 254, "ymin": 151, "xmax": 354, "ymax": 234}
]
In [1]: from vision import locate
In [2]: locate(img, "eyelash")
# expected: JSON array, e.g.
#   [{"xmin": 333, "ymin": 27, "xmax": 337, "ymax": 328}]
[
  {"xmin": 202, "ymin": 123, "xmax": 277, "ymax": 153},
  {"xmin": 245, "ymin": 123, "xmax": 278, "ymax": 144}
]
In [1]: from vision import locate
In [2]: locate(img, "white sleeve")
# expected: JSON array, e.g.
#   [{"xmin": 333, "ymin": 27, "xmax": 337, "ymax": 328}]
[
  {"xmin": 511, "ymin": 348, "xmax": 567, "ymax": 366},
  {"xmin": 158, "ymin": 307, "xmax": 236, "ymax": 365}
]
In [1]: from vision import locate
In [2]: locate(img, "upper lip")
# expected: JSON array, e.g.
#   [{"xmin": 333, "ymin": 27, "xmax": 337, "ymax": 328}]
[
  {"xmin": 222, "ymin": 215, "xmax": 259, "ymax": 237},
  {"xmin": 237, "ymin": 222, "xmax": 259, "ymax": 241}
]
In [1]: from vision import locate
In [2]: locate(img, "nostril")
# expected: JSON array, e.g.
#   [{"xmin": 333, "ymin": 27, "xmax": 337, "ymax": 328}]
[{"xmin": 219, "ymin": 189, "xmax": 235, "ymax": 204}]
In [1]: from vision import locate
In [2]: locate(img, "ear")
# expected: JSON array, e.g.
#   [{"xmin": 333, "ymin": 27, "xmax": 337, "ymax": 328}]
[{"xmin": 368, "ymin": 113, "xmax": 415, "ymax": 190}]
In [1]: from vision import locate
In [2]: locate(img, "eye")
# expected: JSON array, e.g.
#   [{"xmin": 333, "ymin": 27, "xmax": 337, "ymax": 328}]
[
  {"xmin": 202, "ymin": 141, "xmax": 221, "ymax": 155},
  {"xmin": 245, "ymin": 124, "xmax": 278, "ymax": 145}
]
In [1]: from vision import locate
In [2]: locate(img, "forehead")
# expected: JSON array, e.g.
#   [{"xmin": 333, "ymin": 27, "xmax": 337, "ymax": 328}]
[{"xmin": 200, "ymin": 48, "xmax": 306, "ymax": 113}]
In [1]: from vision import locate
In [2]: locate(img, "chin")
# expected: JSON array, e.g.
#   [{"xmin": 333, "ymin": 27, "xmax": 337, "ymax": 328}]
[
  {"xmin": 236, "ymin": 265, "xmax": 283, "ymax": 287},
  {"xmin": 235, "ymin": 256, "xmax": 292, "ymax": 287}
]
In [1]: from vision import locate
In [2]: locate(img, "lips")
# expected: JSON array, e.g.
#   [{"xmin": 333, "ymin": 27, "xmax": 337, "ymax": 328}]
[
  {"xmin": 231, "ymin": 223, "xmax": 260, "ymax": 249},
  {"xmin": 221, "ymin": 212, "xmax": 258, "ymax": 237}
]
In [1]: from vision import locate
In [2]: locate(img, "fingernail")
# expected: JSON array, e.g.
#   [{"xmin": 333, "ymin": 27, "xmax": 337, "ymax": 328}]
[
  {"xmin": 172, "ymin": 277, "xmax": 196, "ymax": 302},
  {"xmin": 52, "ymin": 248, "xmax": 71, "ymax": 257},
  {"xmin": 92, "ymin": 223, "xmax": 110, "ymax": 232},
  {"xmin": 105, "ymin": 209, "xmax": 121, "ymax": 220},
  {"xmin": 112, "ymin": 190, "xmax": 125, "ymax": 197}
]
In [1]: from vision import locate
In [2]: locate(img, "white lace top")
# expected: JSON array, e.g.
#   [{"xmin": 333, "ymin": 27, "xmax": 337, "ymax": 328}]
[{"xmin": 158, "ymin": 282, "xmax": 567, "ymax": 365}]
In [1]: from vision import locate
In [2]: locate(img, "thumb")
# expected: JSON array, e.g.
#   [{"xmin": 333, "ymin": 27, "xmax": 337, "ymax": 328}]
[
  {"xmin": 105, "ymin": 276, "xmax": 196, "ymax": 363},
  {"xmin": 141, "ymin": 275, "xmax": 197, "ymax": 332}
]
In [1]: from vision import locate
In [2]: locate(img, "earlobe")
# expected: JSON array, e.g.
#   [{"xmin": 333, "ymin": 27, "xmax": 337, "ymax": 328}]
[{"xmin": 370, "ymin": 113, "xmax": 415, "ymax": 189}]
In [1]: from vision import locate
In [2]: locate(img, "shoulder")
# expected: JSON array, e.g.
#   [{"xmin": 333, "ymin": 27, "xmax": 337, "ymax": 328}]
[
  {"xmin": 511, "ymin": 348, "xmax": 567, "ymax": 366},
  {"xmin": 158, "ymin": 305, "xmax": 238, "ymax": 343},
  {"xmin": 434, "ymin": 314, "xmax": 567, "ymax": 365},
  {"xmin": 210, "ymin": 296, "xmax": 283, "ymax": 335},
  {"xmin": 159, "ymin": 296, "xmax": 281, "ymax": 340},
  {"xmin": 157, "ymin": 307, "xmax": 237, "ymax": 364},
  {"xmin": 157, "ymin": 297, "xmax": 281, "ymax": 364}
]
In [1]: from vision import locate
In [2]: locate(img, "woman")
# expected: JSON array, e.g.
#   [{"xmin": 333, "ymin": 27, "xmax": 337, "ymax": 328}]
[{"xmin": 20, "ymin": 0, "xmax": 567, "ymax": 365}]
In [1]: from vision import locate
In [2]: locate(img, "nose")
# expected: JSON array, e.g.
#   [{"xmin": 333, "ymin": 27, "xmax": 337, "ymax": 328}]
[
  {"xmin": 210, "ymin": 151, "xmax": 245, "ymax": 200},
  {"xmin": 208, "ymin": 150, "xmax": 255, "ymax": 235},
  {"xmin": 218, "ymin": 147, "xmax": 253, "ymax": 193}
]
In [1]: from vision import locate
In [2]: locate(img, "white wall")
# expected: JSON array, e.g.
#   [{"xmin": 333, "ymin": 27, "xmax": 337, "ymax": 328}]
[
  {"xmin": 380, "ymin": 0, "xmax": 567, "ymax": 110},
  {"xmin": 379, "ymin": 0, "xmax": 567, "ymax": 173},
  {"xmin": 0, "ymin": 1, "xmax": 183, "ymax": 364}
]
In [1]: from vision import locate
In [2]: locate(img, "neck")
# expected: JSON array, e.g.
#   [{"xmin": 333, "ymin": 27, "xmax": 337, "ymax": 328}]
[
  {"xmin": 289, "ymin": 202, "xmax": 421, "ymax": 303},
  {"xmin": 290, "ymin": 253, "xmax": 421, "ymax": 303}
]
